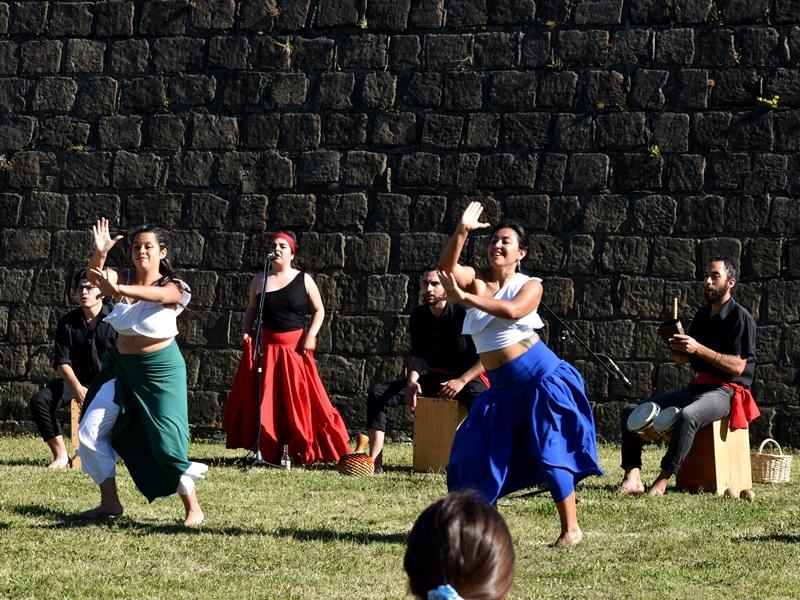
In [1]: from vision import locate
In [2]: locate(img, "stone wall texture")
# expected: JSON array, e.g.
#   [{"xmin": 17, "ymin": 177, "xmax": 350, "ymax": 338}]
[{"xmin": 1, "ymin": 0, "xmax": 799, "ymax": 445}]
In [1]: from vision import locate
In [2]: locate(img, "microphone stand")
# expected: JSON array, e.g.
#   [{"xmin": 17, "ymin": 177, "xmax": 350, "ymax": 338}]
[
  {"xmin": 539, "ymin": 301, "xmax": 632, "ymax": 388},
  {"xmin": 251, "ymin": 252, "xmax": 279, "ymax": 466}
]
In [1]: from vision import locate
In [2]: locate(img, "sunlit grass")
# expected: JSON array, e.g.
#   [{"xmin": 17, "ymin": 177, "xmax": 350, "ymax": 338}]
[{"xmin": 1, "ymin": 436, "xmax": 798, "ymax": 599}]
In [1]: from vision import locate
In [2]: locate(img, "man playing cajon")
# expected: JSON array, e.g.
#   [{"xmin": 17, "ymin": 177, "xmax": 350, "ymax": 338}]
[
  {"xmin": 619, "ymin": 257, "xmax": 759, "ymax": 495},
  {"xmin": 366, "ymin": 269, "xmax": 487, "ymax": 472},
  {"xmin": 29, "ymin": 270, "xmax": 117, "ymax": 467}
]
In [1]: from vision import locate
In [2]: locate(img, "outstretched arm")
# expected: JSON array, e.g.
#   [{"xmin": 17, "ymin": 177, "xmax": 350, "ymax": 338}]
[
  {"xmin": 439, "ymin": 201, "xmax": 490, "ymax": 290},
  {"xmin": 439, "ymin": 272, "xmax": 543, "ymax": 320}
]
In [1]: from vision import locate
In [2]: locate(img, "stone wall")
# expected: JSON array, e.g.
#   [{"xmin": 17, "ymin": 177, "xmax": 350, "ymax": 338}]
[{"xmin": 0, "ymin": 0, "xmax": 798, "ymax": 444}]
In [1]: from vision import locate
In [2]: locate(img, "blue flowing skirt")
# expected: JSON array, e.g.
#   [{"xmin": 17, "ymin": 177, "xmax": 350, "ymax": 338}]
[{"xmin": 447, "ymin": 341, "xmax": 603, "ymax": 503}]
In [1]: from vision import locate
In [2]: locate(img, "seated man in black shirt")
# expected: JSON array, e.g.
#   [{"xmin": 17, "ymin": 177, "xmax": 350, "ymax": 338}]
[
  {"xmin": 619, "ymin": 257, "xmax": 758, "ymax": 495},
  {"xmin": 367, "ymin": 269, "xmax": 487, "ymax": 472},
  {"xmin": 29, "ymin": 271, "xmax": 117, "ymax": 467}
]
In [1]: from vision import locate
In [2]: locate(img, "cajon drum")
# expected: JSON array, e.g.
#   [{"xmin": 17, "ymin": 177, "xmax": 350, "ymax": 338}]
[
  {"xmin": 70, "ymin": 399, "xmax": 81, "ymax": 470},
  {"xmin": 676, "ymin": 418, "xmax": 751, "ymax": 495},
  {"xmin": 412, "ymin": 396, "xmax": 468, "ymax": 472}
]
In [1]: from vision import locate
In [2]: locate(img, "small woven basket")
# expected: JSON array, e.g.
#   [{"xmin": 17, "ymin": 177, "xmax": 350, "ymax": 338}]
[{"xmin": 751, "ymin": 438, "xmax": 792, "ymax": 483}]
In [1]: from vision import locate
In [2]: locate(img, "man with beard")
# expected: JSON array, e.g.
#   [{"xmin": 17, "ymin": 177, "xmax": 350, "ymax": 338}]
[
  {"xmin": 619, "ymin": 257, "xmax": 759, "ymax": 495},
  {"xmin": 366, "ymin": 269, "xmax": 487, "ymax": 472}
]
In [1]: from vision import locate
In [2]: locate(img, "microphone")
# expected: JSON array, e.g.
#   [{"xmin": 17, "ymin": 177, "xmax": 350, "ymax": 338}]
[{"xmin": 265, "ymin": 249, "xmax": 278, "ymax": 261}]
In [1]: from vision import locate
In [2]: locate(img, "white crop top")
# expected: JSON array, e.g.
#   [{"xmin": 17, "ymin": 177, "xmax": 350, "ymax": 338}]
[
  {"xmin": 104, "ymin": 277, "xmax": 191, "ymax": 338},
  {"xmin": 462, "ymin": 272, "xmax": 545, "ymax": 353}
]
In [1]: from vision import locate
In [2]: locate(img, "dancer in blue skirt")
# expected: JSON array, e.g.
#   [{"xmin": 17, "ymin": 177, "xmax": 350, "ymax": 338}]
[{"xmin": 439, "ymin": 201, "xmax": 603, "ymax": 547}]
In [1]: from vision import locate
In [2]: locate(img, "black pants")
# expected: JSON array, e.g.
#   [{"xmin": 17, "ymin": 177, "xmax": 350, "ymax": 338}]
[
  {"xmin": 29, "ymin": 379, "xmax": 75, "ymax": 441},
  {"xmin": 620, "ymin": 384, "xmax": 733, "ymax": 475},
  {"xmin": 366, "ymin": 371, "xmax": 487, "ymax": 432}
]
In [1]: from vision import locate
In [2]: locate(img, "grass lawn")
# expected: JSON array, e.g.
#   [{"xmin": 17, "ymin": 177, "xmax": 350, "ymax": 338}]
[{"xmin": 1, "ymin": 436, "xmax": 798, "ymax": 599}]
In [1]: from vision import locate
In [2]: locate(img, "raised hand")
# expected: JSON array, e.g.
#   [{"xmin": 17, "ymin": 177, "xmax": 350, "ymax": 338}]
[
  {"xmin": 459, "ymin": 201, "xmax": 491, "ymax": 233},
  {"xmin": 92, "ymin": 217, "xmax": 123, "ymax": 256},
  {"xmin": 89, "ymin": 267, "xmax": 119, "ymax": 297},
  {"xmin": 437, "ymin": 270, "xmax": 466, "ymax": 302}
]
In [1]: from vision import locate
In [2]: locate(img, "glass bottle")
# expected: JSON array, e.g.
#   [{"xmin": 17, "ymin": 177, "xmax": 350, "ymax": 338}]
[{"xmin": 280, "ymin": 445, "xmax": 291, "ymax": 470}]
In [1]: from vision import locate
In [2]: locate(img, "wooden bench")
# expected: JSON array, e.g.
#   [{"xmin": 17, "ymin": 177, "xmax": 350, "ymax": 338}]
[
  {"xmin": 676, "ymin": 417, "xmax": 752, "ymax": 495},
  {"xmin": 412, "ymin": 396, "xmax": 468, "ymax": 472}
]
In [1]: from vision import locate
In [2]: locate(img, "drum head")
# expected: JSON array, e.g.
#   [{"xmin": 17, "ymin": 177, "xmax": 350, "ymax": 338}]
[
  {"xmin": 653, "ymin": 406, "xmax": 681, "ymax": 433},
  {"xmin": 627, "ymin": 402, "xmax": 660, "ymax": 432}
]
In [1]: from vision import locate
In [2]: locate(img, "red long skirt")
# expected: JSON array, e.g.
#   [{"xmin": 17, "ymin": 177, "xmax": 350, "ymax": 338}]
[{"xmin": 222, "ymin": 328, "xmax": 351, "ymax": 465}]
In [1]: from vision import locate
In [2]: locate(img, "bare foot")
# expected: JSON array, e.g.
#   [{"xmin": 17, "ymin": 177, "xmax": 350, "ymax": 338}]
[
  {"xmin": 618, "ymin": 478, "xmax": 645, "ymax": 495},
  {"xmin": 550, "ymin": 528, "xmax": 583, "ymax": 548},
  {"xmin": 183, "ymin": 509, "xmax": 204, "ymax": 526},
  {"xmin": 648, "ymin": 477, "xmax": 669, "ymax": 496},
  {"xmin": 80, "ymin": 504, "xmax": 123, "ymax": 519},
  {"xmin": 47, "ymin": 457, "xmax": 70, "ymax": 469}
]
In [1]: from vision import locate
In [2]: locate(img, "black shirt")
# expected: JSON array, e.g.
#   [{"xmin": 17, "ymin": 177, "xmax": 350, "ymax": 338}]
[
  {"xmin": 53, "ymin": 305, "xmax": 117, "ymax": 385},
  {"xmin": 688, "ymin": 297, "xmax": 757, "ymax": 388},
  {"xmin": 258, "ymin": 272, "xmax": 308, "ymax": 332},
  {"xmin": 410, "ymin": 302, "xmax": 479, "ymax": 375}
]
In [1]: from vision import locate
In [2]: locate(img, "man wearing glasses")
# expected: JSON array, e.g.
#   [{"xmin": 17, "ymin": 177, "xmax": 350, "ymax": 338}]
[{"xmin": 29, "ymin": 270, "xmax": 117, "ymax": 467}]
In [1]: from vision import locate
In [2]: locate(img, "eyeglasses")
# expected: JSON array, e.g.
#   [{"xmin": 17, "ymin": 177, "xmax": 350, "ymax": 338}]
[{"xmin": 77, "ymin": 285, "xmax": 98, "ymax": 292}]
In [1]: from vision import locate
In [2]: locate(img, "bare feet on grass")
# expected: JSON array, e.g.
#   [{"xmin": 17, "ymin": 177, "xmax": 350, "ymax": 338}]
[
  {"xmin": 47, "ymin": 456, "xmax": 70, "ymax": 469},
  {"xmin": 180, "ymin": 490, "xmax": 204, "ymax": 526},
  {"xmin": 550, "ymin": 528, "xmax": 583, "ymax": 549},
  {"xmin": 618, "ymin": 468, "xmax": 645, "ymax": 495},
  {"xmin": 647, "ymin": 475, "xmax": 670, "ymax": 496}
]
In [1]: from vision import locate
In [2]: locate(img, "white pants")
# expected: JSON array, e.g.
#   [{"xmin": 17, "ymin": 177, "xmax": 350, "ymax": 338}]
[
  {"xmin": 77, "ymin": 378, "xmax": 208, "ymax": 496},
  {"xmin": 77, "ymin": 379, "xmax": 119, "ymax": 484}
]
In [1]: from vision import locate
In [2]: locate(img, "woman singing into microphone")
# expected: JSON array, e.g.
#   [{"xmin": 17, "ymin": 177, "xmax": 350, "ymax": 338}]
[
  {"xmin": 223, "ymin": 232, "xmax": 350, "ymax": 466},
  {"xmin": 439, "ymin": 202, "xmax": 602, "ymax": 547}
]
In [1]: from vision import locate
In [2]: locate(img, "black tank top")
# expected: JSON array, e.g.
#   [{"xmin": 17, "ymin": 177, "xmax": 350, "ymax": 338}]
[{"xmin": 258, "ymin": 272, "xmax": 307, "ymax": 332}]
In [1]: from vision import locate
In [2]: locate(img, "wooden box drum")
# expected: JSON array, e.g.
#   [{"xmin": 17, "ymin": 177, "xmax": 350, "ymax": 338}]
[
  {"xmin": 652, "ymin": 406, "xmax": 682, "ymax": 441},
  {"xmin": 412, "ymin": 396, "xmax": 468, "ymax": 472},
  {"xmin": 626, "ymin": 402, "xmax": 660, "ymax": 443}
]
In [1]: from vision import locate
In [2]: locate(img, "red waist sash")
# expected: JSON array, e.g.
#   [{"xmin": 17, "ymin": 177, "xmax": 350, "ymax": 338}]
[
  {"xmin": 428, "ymin": 366, "xmax": 490, "ymax": 389},
  {"xmin": 692, "ymin": 372, "xmax": 760, "ymax": 430}
]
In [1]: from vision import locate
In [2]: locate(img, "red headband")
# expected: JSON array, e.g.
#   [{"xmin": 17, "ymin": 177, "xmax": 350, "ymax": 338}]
[{"xmin": 272, "ymin": 232, "xmax": 296, "ymax": 254}]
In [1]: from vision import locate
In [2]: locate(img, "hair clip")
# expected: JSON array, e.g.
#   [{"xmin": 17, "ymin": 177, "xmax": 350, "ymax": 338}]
[{"xmin": 428, "ymin": 584, "xmax": 462, "ymax": 600}]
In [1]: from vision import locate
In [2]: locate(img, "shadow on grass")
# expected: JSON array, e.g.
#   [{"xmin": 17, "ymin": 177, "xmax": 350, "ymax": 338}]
[
  {"xmin": 10, "ymin": 504, "xmax": 268, "ymax": 536},
  {"xmin": 0, "ymin": 459, "xmax": 46, "ymax": 467},
  {"xmin": 272, "ymin": 526, "xmax": 407, "ymax": 545},
  {"xmin": 734, "ymin": 533, "xmax": 800, "ymax": 544}
]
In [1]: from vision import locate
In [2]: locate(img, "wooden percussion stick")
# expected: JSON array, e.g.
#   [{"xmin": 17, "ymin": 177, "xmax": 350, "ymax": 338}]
[{"xmin": 673, "ymin": 297, "xmax": 678, "ymax": 320}]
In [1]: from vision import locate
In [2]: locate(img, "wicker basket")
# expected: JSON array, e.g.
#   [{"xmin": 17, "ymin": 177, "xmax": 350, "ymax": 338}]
[{"xmin": 751, "ymin": 438, "xmax": 792, "ymax": 483}]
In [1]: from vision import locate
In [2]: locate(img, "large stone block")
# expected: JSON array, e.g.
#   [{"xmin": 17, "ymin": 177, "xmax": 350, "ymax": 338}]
[
  {"xmin": 332, "ymin": 315, "xmax": 390, "ymax": 355},
  {"xmin": 317, "ymin": 193, "xmax": 368, "ymax": 232},
  {"xmin": 272, "ymin": 194, "xmax": 315, "ymax": 229},
  {"xmin": 65, "ymin": 39, "xmax": 105, "ymax": 73},
  {"xmin": 338, "ymin": 35, "xmax": 388, "ymax": 69},
  {"xmin": 95, "ymin": 1, "xmax": 134, "ymax": 37},
  {"xmin": 112, "ymin": 151, "xmax": 161, "ymax": 189},
  {"xmin": 62, "ymin": 151, "xmax": 111, "ymax": 188},
  {"xmin": 345, "ymin": 233, "xmax": 391, "ymax": 273},
  {"xmin": 398, "ymin": 232, "xmax": 449, "ymax": 270},
  {"xmin": 280, "ymin": 113, "xmax": 320, "ymax": 151},
  {"xmin": 503, "ymin": 113, "xmax": 551, "ymax": 148},
  {"xmin": 443, "ymin": 72, "xmax": 482, "ymax": 111},
  {"xmin": 0, "ymin": 268, "xmax": 33, "ymax": 302},
  {"xmin": 1, "ymin": 229, "xmax": 49, "ymax": 262},
  {"xmin": 126, "ymin": 193, "xmax": 183, "ymax": 227},
  {"xmin": 21, "ymin": 191, "xmax": 67, "ymax": 228},
  {"xmin": 366, "ymin": 274, "xmax": 409, "ymax": 312},
  {"xmin": 631, "ymin": 194, "xmax": 676, "ymax": 235},
  {"xmin": 489, "ymin": 71, "xmax": 536, "ymax": 109}
]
